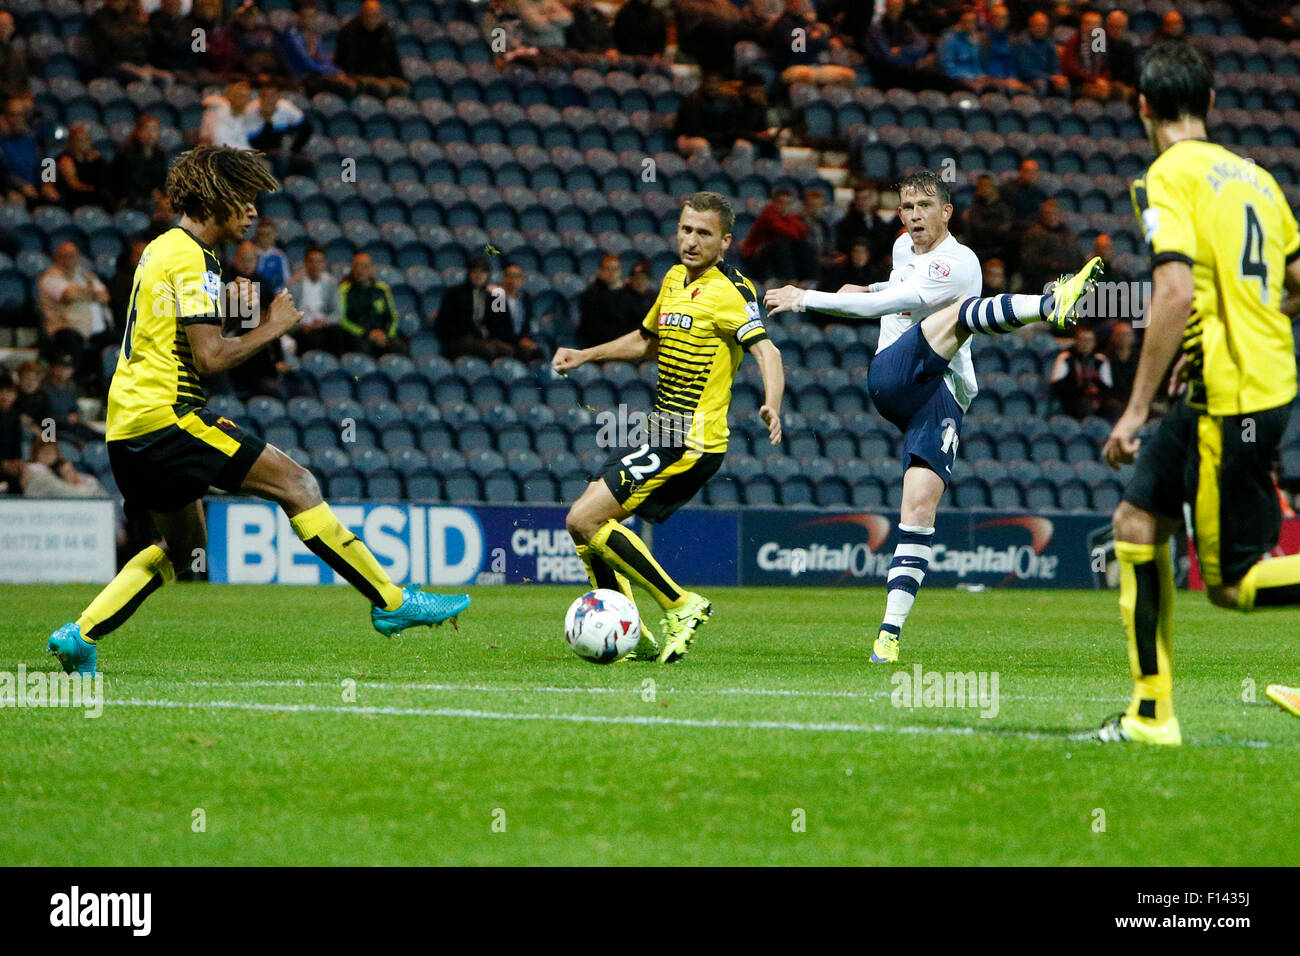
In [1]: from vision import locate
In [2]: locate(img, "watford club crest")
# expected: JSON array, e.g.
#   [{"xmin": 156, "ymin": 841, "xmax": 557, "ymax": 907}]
[{"xmin": 691, "ymin": 287, "xmax": 702, "ymax": 299}]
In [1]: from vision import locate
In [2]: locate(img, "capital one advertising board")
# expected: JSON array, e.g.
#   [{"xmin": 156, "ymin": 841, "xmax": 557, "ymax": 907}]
[{"xmin": 739, "ymin": 510, "xmax": 1110, "ymax": 589}]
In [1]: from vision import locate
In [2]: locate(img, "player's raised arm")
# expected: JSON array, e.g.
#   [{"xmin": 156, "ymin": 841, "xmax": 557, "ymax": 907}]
[
  {"xmin": 764, "ymin": 282, "xmax": 928, "ymax": 319},
  {"xmin": 750, "ymin": 337, "xmax": 784, "ymax": 445},
  {"xmin": 551, "ymin": 327, "xmax": 657, "ymax": 374}
]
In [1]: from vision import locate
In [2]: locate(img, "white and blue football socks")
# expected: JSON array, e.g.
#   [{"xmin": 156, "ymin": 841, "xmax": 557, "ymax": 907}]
[
  {"xmin": 956, "ymin": 293, "xmax": 1053, "ymax": 335},
  {"xmin": 880, "ymin": 524, "xmax": 935, "ymax": 640}
]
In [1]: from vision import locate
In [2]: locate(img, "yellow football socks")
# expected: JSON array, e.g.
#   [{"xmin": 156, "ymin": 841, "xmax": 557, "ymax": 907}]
[
  {"xmin": 588, "ymin": 519, "xmax": 685, "ymax": 611},
  {"xmin": 1116, "ymin": 540, "xmax": 1175, "ymax": 724},
  {"xmin": 290, "ymin": 502, "xmax": 404, "ymax": 610},
  {"xmin": 76, "ymin": 544, "xmax": 176, "ymax": 641}
]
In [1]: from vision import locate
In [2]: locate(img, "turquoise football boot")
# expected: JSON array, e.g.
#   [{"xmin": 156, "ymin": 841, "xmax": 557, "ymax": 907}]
[
  {"xmin": 47, "ymin": 622, "xmax": 98, "ymax": 676},
  {"xmin": 371, "ymin": 588, "xmax": 471, "ymax": 637}
]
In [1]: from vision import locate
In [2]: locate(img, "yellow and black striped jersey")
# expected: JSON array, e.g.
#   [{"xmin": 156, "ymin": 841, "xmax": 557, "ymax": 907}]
[
  {"xmin": 1131, "ymin": 139, "xmax": 1300, "ymax": 415},
  {"xmin": 107, "ymin": 227, "xmax": 223, "ymax": 441},
  {"xmin": 640, "ymin": 261, "xmax": 768, "ymax": 453}
]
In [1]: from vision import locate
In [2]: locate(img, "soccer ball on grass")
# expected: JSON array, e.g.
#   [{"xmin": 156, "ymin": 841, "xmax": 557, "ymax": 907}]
[{"xmin": 564, "ymin": 589, "xmax": 641, "ymax": 664}]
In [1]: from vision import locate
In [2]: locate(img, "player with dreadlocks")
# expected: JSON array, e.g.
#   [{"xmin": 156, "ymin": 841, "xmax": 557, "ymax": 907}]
[{"xmin": 46, "ymin": 146, "xmax": 470, "ymax": 677}]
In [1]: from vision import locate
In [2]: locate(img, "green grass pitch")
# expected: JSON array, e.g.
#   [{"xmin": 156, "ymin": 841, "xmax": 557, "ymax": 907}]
[{"xmin": 1, "ymin": 583, "xmax": 1294, "ymax": 866}]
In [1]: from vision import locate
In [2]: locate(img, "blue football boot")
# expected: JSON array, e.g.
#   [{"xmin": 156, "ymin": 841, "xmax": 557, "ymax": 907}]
[
  {"xmin": 47, "ymin": 622, "xmax": 98, "ymax": 675},
  {"xmin": 371, "ymin": 588, "xmax": 471, "ymax": 637}
]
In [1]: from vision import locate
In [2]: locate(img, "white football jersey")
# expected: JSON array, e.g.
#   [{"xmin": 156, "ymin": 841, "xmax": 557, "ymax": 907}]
[{"xmin": 878, "ymin": 231, "xmax": 982, "ymax": 411}]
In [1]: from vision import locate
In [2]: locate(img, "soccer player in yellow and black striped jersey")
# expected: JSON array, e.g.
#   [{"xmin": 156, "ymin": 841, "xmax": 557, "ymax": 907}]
[
  {"xmin": 1099, "ymin": 42, "xmax": 1300, "ymax": 744},
  {"xmin": 553, "ymin": 192, "xmax": 785, "ymax": 663},
  {"xmin": 46, "ymin": 146, "xmax": 469, "ymax": 678}
]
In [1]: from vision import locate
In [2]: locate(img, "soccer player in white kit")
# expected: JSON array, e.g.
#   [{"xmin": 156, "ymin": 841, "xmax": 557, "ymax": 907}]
[{"xmin": 767, "ymin": 170, "xmax": 1103, "ymax": 662}]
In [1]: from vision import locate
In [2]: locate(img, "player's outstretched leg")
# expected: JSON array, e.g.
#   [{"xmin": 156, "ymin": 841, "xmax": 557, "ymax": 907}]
[
  {"xmin": 1233, "ymin": 553, "xmax": 1300, "ymax": 610},
  {"xmin": 956, "ymin": 256, "xmax": 1104, "ymax": 335},
  {"xmin": 1098, "ymin": 503, "xmax": 1182, "ymax": 746},
  {"xmin": 575, "ymin": 545, "xmax": 659, "ymax": 661},
  {"xmin": 241, "ymin": 446, "xmax": 470, "ymax": 636}
]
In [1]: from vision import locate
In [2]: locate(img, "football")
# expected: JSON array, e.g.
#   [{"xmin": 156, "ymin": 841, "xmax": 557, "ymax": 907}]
[{"xmin": 563, "ymin": 589, "xmax": 641, "ymax": 664}]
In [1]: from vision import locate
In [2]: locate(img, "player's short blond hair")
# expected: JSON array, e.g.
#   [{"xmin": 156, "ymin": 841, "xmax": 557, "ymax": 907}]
[{"xmin": 682, "ymin": 191, "xmax": 735, "ymax": 235}]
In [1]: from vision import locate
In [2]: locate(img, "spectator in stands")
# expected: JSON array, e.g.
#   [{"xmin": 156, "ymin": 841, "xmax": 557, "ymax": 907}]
[
  {"xmin": 38, "ymin": 243, "xmax": 112, "ymax": 378},
  {"xmin": 0, "ymin": 371, "xmax": 21, "ymax": 493},
  {"xmin": 736, "ymin": 72, "xmax": 779, "ymax": 160},
  {"xmin": 289, "ymin": 244, "xmax": 346, "ymax": 355},
  {"xmin": 865, "ymin": 0, "xmax": 942, "ymax": 92},
  {"xmin": 1104, "ymin": 10, "xmax": 1137, "ymax": 100},
  {"xmin": 0, "ymin": 97, "xmax": 58, "ymax": 206},
  {"xmin": 902, "ymin": 0, "xmax": 958, "ymax": 38},
  {"xmin": 149, "ymin": 0, "xmax": 197, "ymax": 79},
  {"xmin": 224, "ymin": 239, "xmax": 290, "ymax": 398},
  {"xmin": 42, "ymin": 353, "xmax": 99, "ymax": 444},
  {"xmin": 253, "ymin": 220, "xmax": 291, "ymax": 295},
  {"xmin": 821, "ymin": 236, "xmax": 885, "ymax": 292},
  {"xmin": 230, "ymin": 0, "xmax": 284, "ymax": 81},
  {"xmin": 487, "ymin": 262, "xmax": 542, "ymax": 363},
  {"xmin": 277, "ymin": 0, "xmax": 355, "ymax": 96},
  {"xmin": 55, "ymin": 124, "xmax": 113, "ymax": 211},
  {"xmin": 673, "ymin": 71, "xmax": 742, "ymax": 159},
  {"xmin": 982, "ymin": 257, "xmax": 1007, "ymax": 296},
  {"xmin": 199, "ymin": 80, "xmax": 256, "ymax": 149},
  {"xmin": 802, "ymin": 188, "xmax": 839, "ymax": 281},
  {"xmin": 764, "ymin": 0, "xmax": 856, "ymax": 87},
  {"xmin": 21, "ymin": 439, "xmax": 107, "ymax": 498},
  {"xmin": 578, "ymin": 253, "xmax": 630, "ymax": 349},
  {"xmin": 1238, "ymin": 0, "xmax": 1300, "ymax": 41},
  {"xmin": 1001, "ymin": 159, "xmax": 1047, "ymax": 227},
  {"xmin": 515, "ymin": 0, "xmax": 573, "ymax": 49},
  {"xmin": 340, "ymin": 252, "xmax": 403, "ymax": 356},
  {"xmin": 1020, "ymin": 199, "xmax": 1081, "ymax": 296},
  {"xmin": 612, "ymin": 0, "xmax": 668, "ymax": 58},
  {"xmin": 90, "ymin": 0, "xmax": 175, "ymax": 84},
  {"xmin": 563, "ymin": 0, "xmax": 614, "ymax": 54},
  {"xmin": 111, "ymin": 115, "xmax": 169, "ymax": 213},
  {"xmin": 14, "ymin": 360, "xmax": 52, "ymax": 435},
  {"xmin": 1157, "ymin": 10, "xmax": 1184, "ymax": 41},
  {"xmin": 1090, "ymin": 232, "xmax": 1118, "ymax": 276},
  {"xmin": 621, "ymin": 258, "xmax": 656, "ymax": 326},
  {"xmin": 983, "ymin": 4, "xmax": 1029, "ymax": 93},
  {"xmin": 1062, "ymin": 9, "xmax": 1115, "ymax": 101},
  {"xmin": 109, "ymin": 238, "xmax": 147, "ymax": 335},
  {"xmin": 436, "ymin": 255, "xmax": 514, "ymax": 360},
  {"xmin": 962, "ymin": 173, "xmax": 1016, "ymax": 271},
  {"xmin": 1012, "ymin": 10, "xmax": 1068, "ymax": 98},
  {"xmin": 334, "ymin": 0, "xmax": 410, "ymax": 98},
  {"xmin": 248, "ymin": 81, "xmax": 313, "ymax": 178},
  {"xmin": 835, "ymin": 182, "xmax": 895, "ymax": 265},
  {"xmin": 0, "ymin": 12, "xmax": 30, "ymax": 100},
  {"xmin": 675, "ymin": 0, "xmax": 744, "ymax": 77},
  {"xmin": 938, "ymin": 7, "xmax": 992, "ymax": 92},
  {"xmin": 1050, "ymin": 325, "xmax": 1112, "ymax": 420},
  {"xmin": 741, "ymin": 187, "xmax": 816, "ymax": 285},
  {"xmin": 1103, "ymin": 320, "xmax": 1138, "ymax": 420},
  {"xmin": 189, "ymin": 0, "xmax": 244, "ymax": 81}
]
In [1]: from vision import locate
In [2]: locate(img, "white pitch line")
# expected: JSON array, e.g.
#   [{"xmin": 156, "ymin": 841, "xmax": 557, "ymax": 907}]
[
  {"xmin": 102, "ymin": 697, "xmax": 1275, "ymax": 748},
  {"xmin": 118, "ymin": 678, "xmax": 1122, "ymax": 705}
]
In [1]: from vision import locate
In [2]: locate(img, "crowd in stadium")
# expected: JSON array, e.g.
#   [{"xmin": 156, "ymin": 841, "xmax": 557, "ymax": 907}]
[{"xmin": 1, "ymin": 0, "xmax": 1298, "ymax": 521}]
